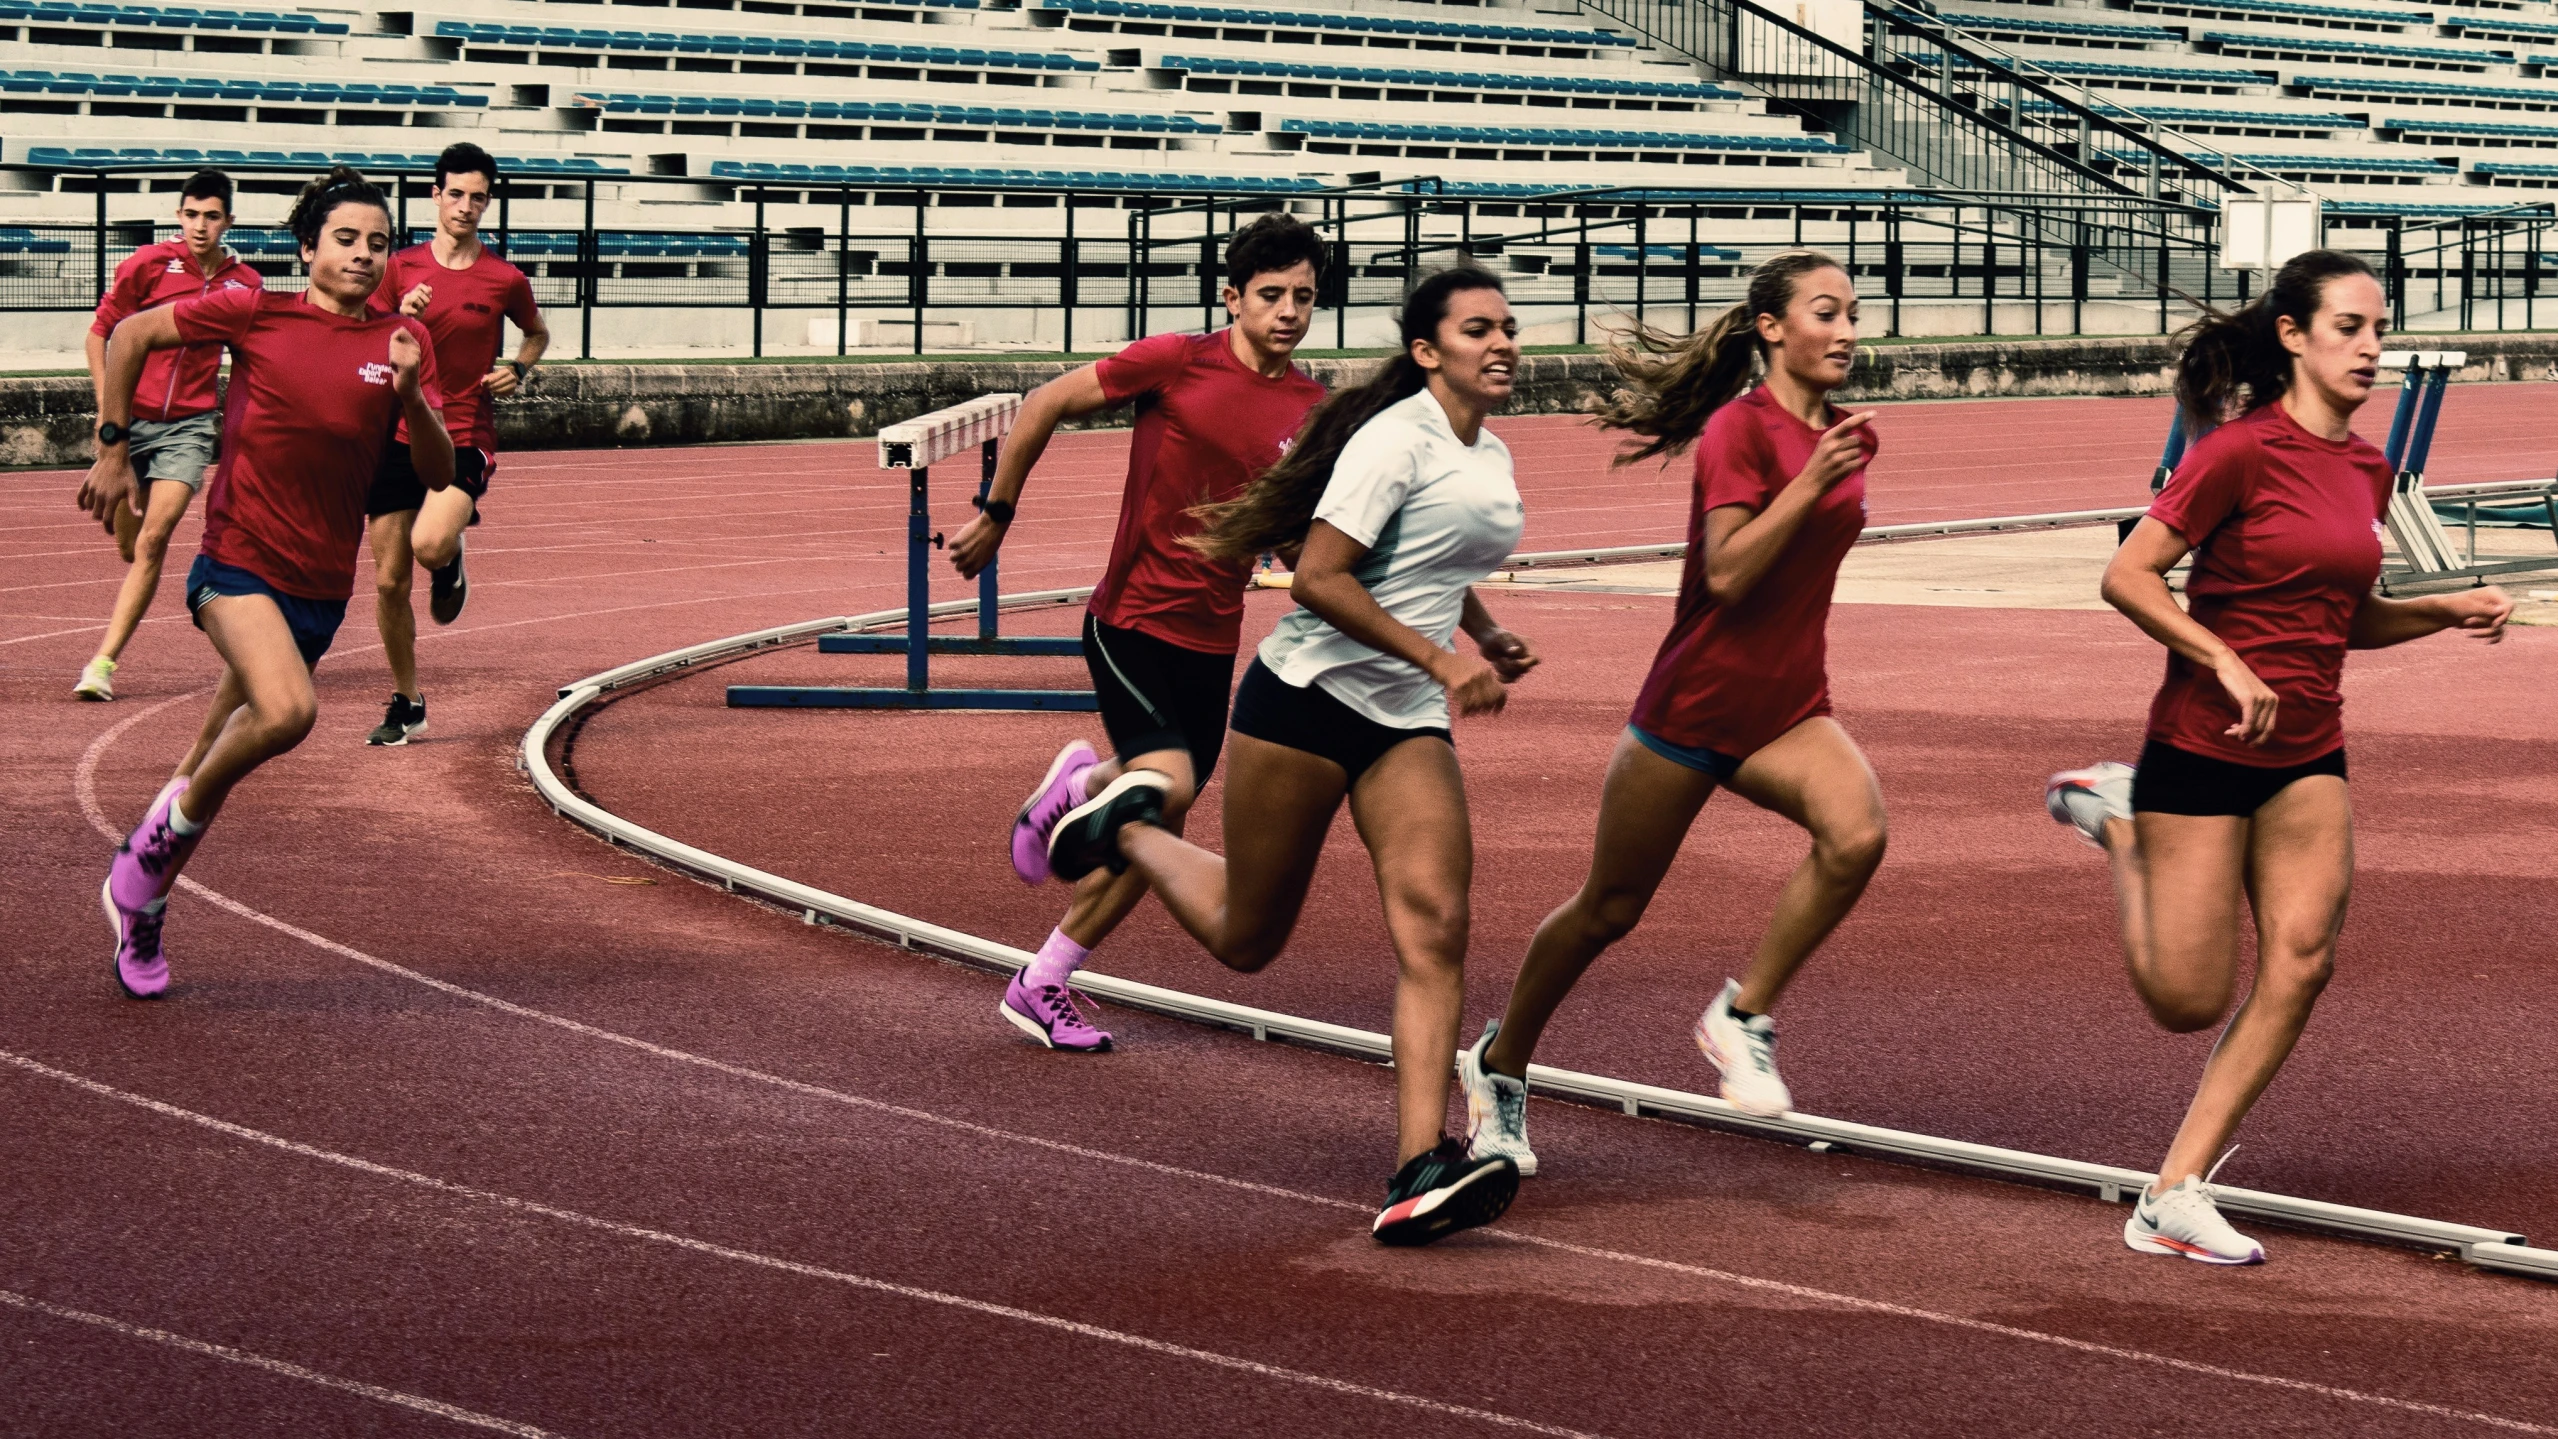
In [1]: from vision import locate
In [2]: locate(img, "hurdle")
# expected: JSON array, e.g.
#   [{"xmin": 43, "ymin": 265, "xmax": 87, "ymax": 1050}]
[
  {"xmin": 725, "ymin": 394, "xmax": 1099, "ymax": 711},
  {"xmin": 2371, "ymin": 350, "xmax": 2558, "ymax": 592}
]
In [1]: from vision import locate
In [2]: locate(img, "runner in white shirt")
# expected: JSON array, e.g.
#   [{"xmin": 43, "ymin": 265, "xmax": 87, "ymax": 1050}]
[{"xmin": 1047, "ymin": 268, "xmax": 1539, "ymax": 1248}]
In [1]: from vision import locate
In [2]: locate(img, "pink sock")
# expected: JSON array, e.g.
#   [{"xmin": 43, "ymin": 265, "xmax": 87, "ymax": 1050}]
[
  {"xmin": 1025, "ymin": 928, "xmax": 1091, "ymax": 989},
  {"xmin": 1065, "ymin": 764, "xmax": 1098, "ymax": 807}
]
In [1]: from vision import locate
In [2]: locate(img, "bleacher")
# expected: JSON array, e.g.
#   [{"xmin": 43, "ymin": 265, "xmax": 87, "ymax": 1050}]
[
  {"xmin": 10, "ymin": 0, "xmax": 2558, "ymax": 349},
  {"xmin": 1926, "ymin": 0, "xmax": 2558, "ymax": 209}
]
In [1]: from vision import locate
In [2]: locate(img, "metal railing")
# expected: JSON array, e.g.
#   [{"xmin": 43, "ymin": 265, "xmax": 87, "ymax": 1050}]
[
  {"xmin": 2385, "ymin": 204, "xmax": 2558, "ymax": 332},
  {"xmin": 8, "ymin": 163, "xmax": 2248, "ymax": 352}
]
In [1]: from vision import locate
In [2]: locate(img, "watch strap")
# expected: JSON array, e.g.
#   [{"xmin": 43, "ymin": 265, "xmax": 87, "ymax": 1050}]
[{"xmin": 976, "ymin": 497, "xmax": 1017, "ymax": 525}]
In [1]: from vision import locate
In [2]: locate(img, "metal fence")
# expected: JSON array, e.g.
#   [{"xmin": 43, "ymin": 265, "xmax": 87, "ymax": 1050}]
[{"xmin": 5, "ymin": 163, "xmax": 2254, "ymax": 352}]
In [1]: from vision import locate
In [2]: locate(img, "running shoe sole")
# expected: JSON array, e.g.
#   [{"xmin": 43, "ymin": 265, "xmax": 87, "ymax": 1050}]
[
  {"xmin": 101, "ymin": 876, "xmax": 164, "ymax": 1001},
  {"xmin": 367, "ymin": 722, "xmax": 428, "ymax": 747},
  {"xmin": 1046, "ymin": 771, "xmax": 1168, "ymax": 883},
  {"xmin": 1011, "ymin": 740, "xmax": 1096, "ymax": 886},
  {"xmin": 997, "ymin": 992, "xmax": 1113, "ymax": 1053},
  {"xmin": 429, "ymin": 552, "xmax": 467, "ymax": 626},
  {"xmin": 1373, "ymin": 1156, "xmax": 1519, "ymax": 1247},
  {"xmin": 2124, "ymin": 1218, "xmax": 2263, "ymax": 1265}
]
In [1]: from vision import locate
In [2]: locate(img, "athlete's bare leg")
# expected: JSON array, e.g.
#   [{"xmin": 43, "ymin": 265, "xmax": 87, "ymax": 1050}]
[
  {"xmin": 92, "ymin": 479, "xmax": 195, "ymax": 666},
  {"xmin": 368, "ymin": 510, "xmax": 421, "ymax": 700}
]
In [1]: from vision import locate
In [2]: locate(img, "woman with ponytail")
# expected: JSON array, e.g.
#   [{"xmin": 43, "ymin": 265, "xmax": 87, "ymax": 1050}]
[
  {"xmin": 1458, "ymin": 251, "xmax": 1884, "ymax": 1179},
  {"xmin": 1045, "ymin": 267, "xmax": 1538, "ymax": 1247},
  {"xmin": 76, "ymin": 166, "xmax": 452, "ymax": 1001},
  {"xmin": 2045, "ymin": 250, "xmax": 2511, "ymax": 1265}
]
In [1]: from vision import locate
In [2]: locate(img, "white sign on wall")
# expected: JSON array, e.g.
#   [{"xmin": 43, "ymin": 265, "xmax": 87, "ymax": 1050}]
[
  {"xmin": 1738, "ymin": 0, "xmax": 1865, "ymax": 73},
  {"xmin": 2219, "ymin": 195, "xmax": 2323, "ymax": 271}
]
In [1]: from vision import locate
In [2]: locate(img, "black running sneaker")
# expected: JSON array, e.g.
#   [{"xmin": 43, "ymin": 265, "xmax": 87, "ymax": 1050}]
[
  {"xmin": 428, "ymin": 541, "xmax": 468, "ymax": 626},
  {"xmin": 1045, "ymin": 770, "xmax": 1170, "ymax": 882},
  {"xmin": 366, "ymin": 693, "xmax": 428, "ymax": 746},
  {"xmin": 1372, "ymin": 1139, "xmax": 1519, "ymax": 1247}
]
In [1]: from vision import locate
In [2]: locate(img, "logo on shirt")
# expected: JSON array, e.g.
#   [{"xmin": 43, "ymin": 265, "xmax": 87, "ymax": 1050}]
[
  {"xmin": 464, "ymin": 301, "xmax": 495, "ymax": 316},
  {"xmin": 164, "ymin": 257, "xmax": 187, "ymax": 274},
  {"xmin": 357, "ymin": 362, "xmax": 395, "ymax": 386},
  {"xmin": 221, "ymin": 279, "xmax": 248, "ymax": 291}
]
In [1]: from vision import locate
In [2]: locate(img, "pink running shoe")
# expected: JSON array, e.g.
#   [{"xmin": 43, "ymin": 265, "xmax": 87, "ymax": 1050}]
[
  {"xmin": 109, "ymin": 778, "xmax": 199, "ymax": 913},
  {"xmin": 998, "ymin": 970, "xmax": 1113, "ymax": 1052},
  {"xmin": 101, "ymin": 878, "xmax": 169, "ymax": 1000},
  {"xmin": 1011, "ymin": 740, "xmax": 1098, "ymax": 885}
]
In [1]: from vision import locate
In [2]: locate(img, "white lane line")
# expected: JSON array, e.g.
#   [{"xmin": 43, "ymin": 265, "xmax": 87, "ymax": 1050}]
[
  {"xmin": 69, "ymin": 711, "xmax": 2558, "ymax": 1434},
  {"xmin": 0, "ymin": 1050, "xmax": 1606, "ymax": 1439},
  {"xmin": 0, "ymin": 1287, "xmax": 566, "ymax": 1438}
]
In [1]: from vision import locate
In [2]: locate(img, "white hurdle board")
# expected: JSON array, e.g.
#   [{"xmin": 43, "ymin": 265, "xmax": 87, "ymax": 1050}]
[{"xmin": 877, "ymin": 393, "xmax": 1021, "ymax": 471}]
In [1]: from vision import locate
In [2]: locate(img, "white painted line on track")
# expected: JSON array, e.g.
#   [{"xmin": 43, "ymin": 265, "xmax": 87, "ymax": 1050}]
[
  {"xmin": 67, "ymin": 702, "xmax": 2558, "ymax": 1434},
  {"xmin": 0, "ymin": 1287, "xmax": 567, "ymax": 1437},
  {"xmin": 0, "ymin": 1050, "xmax": 1609, "ymax": 1439}
]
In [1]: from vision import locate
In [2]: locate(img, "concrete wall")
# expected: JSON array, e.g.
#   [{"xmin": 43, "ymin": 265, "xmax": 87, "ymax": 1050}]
[{"xmin": 15, "ymin": 331, "xmax": 2558, "ymax": 467}]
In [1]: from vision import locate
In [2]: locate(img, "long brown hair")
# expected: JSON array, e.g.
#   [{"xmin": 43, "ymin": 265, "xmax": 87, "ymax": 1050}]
[
  {"xmin": 2172, "ymin": 248, "xmax": 2378, "ymax": 433},
  {"xmin": 1185, "ymin": 266, "xmax": 1506, "ymax": 565},
  {"xmin": 1595, "ymin": 249, "xmax": 1846, "ymax": 466}
]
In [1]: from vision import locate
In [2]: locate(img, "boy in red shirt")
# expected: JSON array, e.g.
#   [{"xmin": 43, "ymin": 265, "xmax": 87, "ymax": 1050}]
[
  {"xmin": 944, "ymin": 213, "xmax": 1328, "ymax": 1052},
  {"xmin": 73, "ymin": 171, "xmax": 262, "ymax": 701},
  {"xmin": 363, "ymin": 141, "xmax": 549, "ymax": 746},
  {"xmin": 79, "ymin": 167, "xmax": 451, "ymax": 1001}
]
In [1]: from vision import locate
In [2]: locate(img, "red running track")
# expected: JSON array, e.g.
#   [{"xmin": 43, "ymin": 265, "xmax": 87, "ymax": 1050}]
[{"xmin": 6, "ymin": 395, "xmax": 2558, "ymax": 1438}]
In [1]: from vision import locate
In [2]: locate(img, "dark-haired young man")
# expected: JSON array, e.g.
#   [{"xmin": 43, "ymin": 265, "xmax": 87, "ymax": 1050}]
[
  {"xmin": 363, "ymin": 141, "xmax": 548, "ymax": 746},
  {"xmin": 74, "ymin": 170, "xmax": 261, "ymax": 701},
  {"xmin": 947, "ymin": 210, "xmax": 1327, "ymax": 1052}
]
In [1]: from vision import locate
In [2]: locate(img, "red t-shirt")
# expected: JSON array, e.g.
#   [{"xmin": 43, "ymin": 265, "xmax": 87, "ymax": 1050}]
[
  {"xmin": 2143, "ymin": 402, "xmax": 2390, "ymax": 766},
  {"xmin": 386, "ymin": 243, "xmax": 538, "ymax": 451},
  {"xmin": 177, "ymin": 288, "xmax": 441, "ymax": 602},
  {"xmin": 1629, "ymin": 386, "xmax": 1876, "ymax": 758},
  {"xmin": 91, "ymin": 240, "xmax": 264, "ymax": 422},
  {"xmin": 1087, "ymin": 328, "xmax": 1326, "ymax": 653}
]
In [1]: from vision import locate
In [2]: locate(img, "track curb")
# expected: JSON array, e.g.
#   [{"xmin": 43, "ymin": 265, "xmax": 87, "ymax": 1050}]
[{"xmin": 519, "ymin": 590, "xmax": 2557, "ymax": 1284}]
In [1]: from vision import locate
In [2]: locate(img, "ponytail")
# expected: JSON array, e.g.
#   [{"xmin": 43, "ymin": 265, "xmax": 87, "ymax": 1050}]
[
  {"xmin": 1185, "ymin": 266, "xmax": 1506, "ymax": 565},
  {"xmin": 1597, "ymin": 249, "xmax": 1843, "ymax": 465},
  {"xmin": 2173, "ymin": 247, "xmax": 2378, "ymax": 433},
  {"xmin": 286, "ymin": 164, "xmax": 390, "ymax": 250}
]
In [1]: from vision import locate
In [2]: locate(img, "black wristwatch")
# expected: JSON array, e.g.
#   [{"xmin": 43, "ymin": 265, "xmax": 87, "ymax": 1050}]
[
  {"xmin": 975, "ymin": 496, "xmax": 1017, "ymax": 525},
  {"xmin": 95, "ymin": 421, "xmax": 128, "ymax": 447},
  {"xmin": 507, "ymin": 361, "xmax": 529, "ymax": 383}
]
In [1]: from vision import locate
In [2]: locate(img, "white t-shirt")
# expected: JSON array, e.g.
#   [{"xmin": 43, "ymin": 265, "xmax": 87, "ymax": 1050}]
[{"xmin": 1257, "ymin": 386, "xmax": 1526, "ymax": 729}]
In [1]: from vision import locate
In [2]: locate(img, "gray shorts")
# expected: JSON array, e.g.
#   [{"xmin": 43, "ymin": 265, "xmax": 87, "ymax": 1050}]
[{"xmin": 130, "ymin": 411, "xmax": 221, "ymax": 490}]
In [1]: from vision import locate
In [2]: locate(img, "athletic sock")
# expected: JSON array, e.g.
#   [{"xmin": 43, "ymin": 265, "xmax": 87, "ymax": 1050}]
[
  {"xmin": 1726, "ymin": 1004, "xmax": 1761, "ymax": 1024},
  {"xmin": 1024, "ymin": 928, "xmax": 1091, "ymax": 990},
  {"xmin": 1065, "ymin": 765, "xmax": 1096, "ymax": 807},
  {"xmin": 168, "ymin": 794, "xmax": 204, "ymax": 836}
]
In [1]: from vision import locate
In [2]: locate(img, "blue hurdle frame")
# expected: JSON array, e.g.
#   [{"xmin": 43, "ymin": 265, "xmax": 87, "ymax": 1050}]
[{"xmin": 727, "ymin": 430, "xmax": 1098, "ymax": 711}]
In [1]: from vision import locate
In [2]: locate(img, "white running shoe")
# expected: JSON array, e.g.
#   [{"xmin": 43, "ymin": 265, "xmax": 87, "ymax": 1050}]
[
  {"xmin": 2124, "ymin": 1174, "xmax": 2265, "ymax": 1265},
  {"xmin": 74, "ymin": 656, "xmax": 116, "ymax": 701},
  {"xmin": 2045, "ymin": 762, "xmax": 2135, "ymax": 849},
  {"xmin": 1695, "ymin": 978, "xmax": 1791, "ymax": 1117},
  {"xmin": 1459, "ymin": 1020, "xmax": 1537, "ymax": 1178}
]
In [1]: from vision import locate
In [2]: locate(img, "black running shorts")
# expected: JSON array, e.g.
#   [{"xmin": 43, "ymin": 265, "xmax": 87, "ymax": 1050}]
[
  {"xmin": 1228, "ymin": 658, "xmax": 1451, "ymax": 786},
  {"xmin": 365, "ymin": 442, "xmax": 491, "ymax": 518},
  {"xmin": 1082, "ymin": 613, "xmax": 1239, "ymax": 784},
  {"xmin": 2131, "ymin": 739, "xmax": 2347, "ymax": 818}
]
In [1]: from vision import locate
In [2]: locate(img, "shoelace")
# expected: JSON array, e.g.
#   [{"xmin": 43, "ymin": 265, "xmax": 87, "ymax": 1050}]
[
  {"xmin": 127, "ymin": 903, "xmax": 164, "ymax": 956},
  {"xmin": 1042, "ymin": 984, "xmax": 1100, "ymax": 1035},
  {"xmin": 1492, "ymin": 1076, "xmax": 1527, "ymax": 1135},
  {"xmin": 1740, "ymin": 1024, "xmax": 1779, "ymax": 1075}
]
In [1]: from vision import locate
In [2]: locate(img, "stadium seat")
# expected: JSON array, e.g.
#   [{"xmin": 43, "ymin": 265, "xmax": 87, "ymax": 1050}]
[{"xmin": 1155, "ymin": 53, "xmax": 1737, "ymax": 100}]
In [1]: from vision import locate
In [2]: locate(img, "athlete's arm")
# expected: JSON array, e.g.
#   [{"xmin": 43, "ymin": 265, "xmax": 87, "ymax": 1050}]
[
  {"xmin": 77, "ymin": 306, "xmax": 187, "ymax": 527},
  {"xmin": 392, "ymin": 328, "xmax": 457, "ymax": 492},
  {"xmin": 1458, "ymin": 589, "xmax": 1537, "ymax": 682},
  {"xmin": 947, "ymin": 364, "xmax": 1115, "ymax": 580},
  {"xmin": 2349, "ymin": 587, "xmax": 2513, "ymax": 648},
  {"xmin": 1700, "ymin": 411, "xmax": 1871, "ymax": 606},
  {"xmin": 2102, "ymin": 517, "xmax": 2281, "ymax": 746},
  {"xmin": 84, "ymin": 330, "xmax": 110, "ymax": 414},
  {"xmin": 1294, "ymin": 519, "xmax": 1510, "ymax": 717},
  {"xmin": 485, "ymin": 300, "xmax": 551, "ymax": 398}
]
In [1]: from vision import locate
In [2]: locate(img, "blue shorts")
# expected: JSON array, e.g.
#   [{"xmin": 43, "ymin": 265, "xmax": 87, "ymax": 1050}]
[
  {"xmin": 185, "ymin": 554, "xmax": 347, "ymax": 669},
  {"xmin": 1628, "ymin": 723, "xmax": 1745, "ymax": 781}
]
